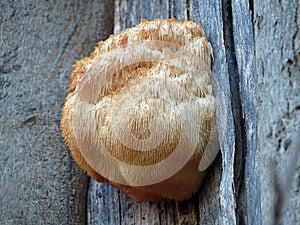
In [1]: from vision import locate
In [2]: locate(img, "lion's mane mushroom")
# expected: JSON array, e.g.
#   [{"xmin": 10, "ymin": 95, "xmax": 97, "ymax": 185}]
[{"xmin": 61, "ymin": 19, "xmax": 216, "ymax": 202}]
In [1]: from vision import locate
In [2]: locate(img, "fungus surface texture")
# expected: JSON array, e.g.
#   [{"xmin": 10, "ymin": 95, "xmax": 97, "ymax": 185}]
[{"xmin": 61, "ymin": 19, "xmax": 217, "ymax": 202}]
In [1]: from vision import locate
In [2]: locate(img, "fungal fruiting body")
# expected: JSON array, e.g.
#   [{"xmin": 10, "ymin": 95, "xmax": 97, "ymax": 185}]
[{"xmin": 61, "ymin": 19, "xmax": 217, "ymax": 202}]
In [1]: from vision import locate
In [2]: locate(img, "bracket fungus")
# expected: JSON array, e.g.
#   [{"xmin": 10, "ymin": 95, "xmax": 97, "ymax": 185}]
[{"xmin": 61, "ymin": 19, "xmax": 219, "ymax": 202}]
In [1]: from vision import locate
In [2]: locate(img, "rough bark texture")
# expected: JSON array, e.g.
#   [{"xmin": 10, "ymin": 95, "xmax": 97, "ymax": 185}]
[
  {"xmin": 254, "ymin": 0, "xmax": 300, "ymax": 225},
  {"xmin": 2, "ymin": 0, "xmax": 298, "ymax": 224},
  {"xmin": 0, "ymin": 1, "xmax": 114, "ymax": 224}
]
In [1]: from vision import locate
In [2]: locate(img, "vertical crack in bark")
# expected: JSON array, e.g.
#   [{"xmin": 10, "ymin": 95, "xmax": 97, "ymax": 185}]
[
  {"xmin": 221, "ymin": 0, "xmax": 247, "ymax": 224},
  {"xmin": 292, "ymin": 3, "xmax": 299, "ymax": 65},
  {"xmin": 118, "ymin": 190, "xmax": 122, "ymax": 225},
  {"xmin": 86, "ymin": 179, "xmax": 91, "ymax": 225},
  {"xmin": 186, "ymin": 0, "xmax": 190, "ymax": 20},
  {"xmin": 249, "ymin": 0, "xmax": 254, "ymax": 21},
  {"xmin": 168, "ymin": 0, "xmax": 172, "ymax": 19}
]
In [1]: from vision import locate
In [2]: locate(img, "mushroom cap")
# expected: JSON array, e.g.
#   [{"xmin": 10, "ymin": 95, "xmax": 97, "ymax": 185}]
[{"xmin": 61, "ymin": 18, "xmax": 216, "ymax": 202}]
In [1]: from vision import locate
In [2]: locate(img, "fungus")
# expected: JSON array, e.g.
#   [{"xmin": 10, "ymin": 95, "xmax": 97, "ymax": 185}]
[{"xmin": 61, "ymin": 19, "xmax": 218, "ymax": 202}]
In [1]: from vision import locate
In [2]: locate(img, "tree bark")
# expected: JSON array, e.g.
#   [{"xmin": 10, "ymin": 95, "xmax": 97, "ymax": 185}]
[
  {"xmin": 2, "ymin": 0, "xmax": 299, "ymax": 225},
  {"xmin": 0, "ymin": 1, "xmax": 114, "ymax": 224},
  {"xmin": 254, "ymin": 0, "xmax": 300, "ymax": 225}
]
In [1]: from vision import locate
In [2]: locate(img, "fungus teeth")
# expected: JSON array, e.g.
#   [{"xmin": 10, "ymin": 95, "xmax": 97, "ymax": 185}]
[{"xmin": 61, "ymin": 19, "xmax": 218, "ymax": 202}]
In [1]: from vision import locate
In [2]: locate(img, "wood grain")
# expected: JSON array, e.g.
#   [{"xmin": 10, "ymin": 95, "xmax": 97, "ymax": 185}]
[
  {"xmin": 254, "ymin": 0, "xmax": 300, "ymax": 224},
  {"xmin": 0, "ymin": 1, "xmax": 114, "ymax": 224},
  {"xmin": 3, "ymin": 0, "xmax": 298, "ymax": 224}
]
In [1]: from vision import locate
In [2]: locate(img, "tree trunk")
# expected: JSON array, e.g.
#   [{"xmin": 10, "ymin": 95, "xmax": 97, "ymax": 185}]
[
  {"xmin": 0, "ymin": 1, "xmax": 114, "ymax": 224},
  {"xmin": 254, "ymin": 0, "xmax": 300, "ymax": 225},
  {"xmin": 1, "ymin": 0, "xmax": 299, "ymax": 225}
]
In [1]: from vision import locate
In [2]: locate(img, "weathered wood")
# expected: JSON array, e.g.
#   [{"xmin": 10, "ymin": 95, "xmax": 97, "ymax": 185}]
[
  {"xmin": 1, "ymin": 0, "xmax": 282, "ymax": 224},
  {"xmin": 88, "ymin": 0, "xmax": 259, "ymax": 224},
  {"xmin": 231, "ymin": 1, "xmax": 262, "ymax": 224},
  {"xmin": 254, "ymin": 0, "xmax": 300, "ymax": 224},
  {"xmin": 0, "ymin": 1, "xmax": 114, "ymax": 224}
]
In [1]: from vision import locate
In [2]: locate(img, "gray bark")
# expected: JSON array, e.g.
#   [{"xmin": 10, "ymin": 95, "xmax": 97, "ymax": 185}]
[
  {"xmin": 254, "ymin": 0, "xmax": 300, "ymax": 225},
  {"xmin": 2, "ymin": 0, "xmax": 299, "ymax": 224},
  {"xmin": 0, "ymin": 1, "xmax": 114, "ymax": 224}
]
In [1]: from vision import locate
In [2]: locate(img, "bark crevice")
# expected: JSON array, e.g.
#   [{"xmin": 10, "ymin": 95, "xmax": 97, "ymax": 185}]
[{"xmin": 221, "ymin": 0, "xmax": 247, "ymax": 224}]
